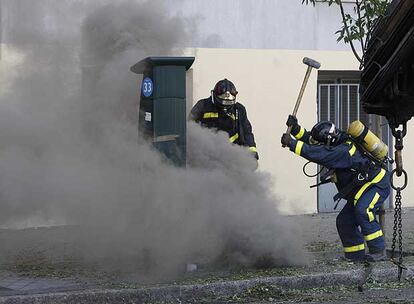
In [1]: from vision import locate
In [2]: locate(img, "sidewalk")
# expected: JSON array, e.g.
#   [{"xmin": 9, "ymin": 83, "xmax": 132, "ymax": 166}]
[
  {"xmin": 0, "ymin": 208, "xmax": 413, "ymax": 303},
  {"xmin": 0, "ymin": 264, "xmax": 413, "ymax": 303}
]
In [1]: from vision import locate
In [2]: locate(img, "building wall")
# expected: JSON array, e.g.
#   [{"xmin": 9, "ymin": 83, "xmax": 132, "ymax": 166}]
[
  {"xmin": 2, "ymin": 1, "xmax": 414, "ymax": 214},
  {"xmin": 185, "ymin": 47, "xmax": 364, "ymax": 213},
  {"xmin": 403, "ymin": 121, "xmax": 414, "ymax": 208},
  {"xmin": 166, "ymin": 0, "xmax": 357, "ymax": 51},
  {"xmin": 0, "ymin": 0, "xmax": 356, "ymax": 52}
]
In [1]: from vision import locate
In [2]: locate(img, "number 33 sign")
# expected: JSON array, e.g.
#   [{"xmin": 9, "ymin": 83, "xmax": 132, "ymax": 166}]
[{"xmin": 142, "ymin": 77, "xmax": 153, "ymax": 97}]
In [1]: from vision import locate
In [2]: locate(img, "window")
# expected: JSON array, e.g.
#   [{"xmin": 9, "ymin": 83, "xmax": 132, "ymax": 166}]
[
  {"xmin": 317, "ymin": 70, "xmax": 368, "ymax": 130},
  {"xmin": 316, "ymin": 70, "xmax": 392, "ymax": 213}
]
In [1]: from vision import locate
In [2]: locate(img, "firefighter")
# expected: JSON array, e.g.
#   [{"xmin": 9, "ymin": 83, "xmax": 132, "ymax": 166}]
[
  {"xmin": 190, "ymin": 78, "xmax": 258, "ymax": 160},
  {"xmin": 281, "ymin": 115, "xmax": 390, "ymax": 262}
]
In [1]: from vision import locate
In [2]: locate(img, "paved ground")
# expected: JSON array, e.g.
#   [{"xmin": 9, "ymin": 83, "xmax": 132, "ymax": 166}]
[
  {"xmin": 298, "ymin": 207, "xmax": 414, "ymax": 254},
  {"xmin": 0, "ymin": 208, "xmax": 413, "ymax": 303},
  {"xmin": 0, "ymin": 272, "xmax": 86, "ymax": 296},
  {"xmin": 249, "ymin": 286, "xmax": 414, "ymax": 304}
]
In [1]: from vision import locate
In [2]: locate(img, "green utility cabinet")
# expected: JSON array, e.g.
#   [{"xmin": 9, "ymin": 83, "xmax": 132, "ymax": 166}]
[{"xmin": 130, "ymin": 57, "xmax": 195, "ymax": 166}]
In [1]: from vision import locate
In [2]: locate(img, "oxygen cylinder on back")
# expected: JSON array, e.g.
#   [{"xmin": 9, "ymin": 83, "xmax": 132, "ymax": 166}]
[{"xmin": 347, "ymin": 120, "xmax": 388, "ymax": 161}]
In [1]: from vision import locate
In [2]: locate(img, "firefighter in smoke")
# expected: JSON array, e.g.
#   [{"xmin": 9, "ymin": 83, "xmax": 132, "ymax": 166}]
[
  {"xmin": 190, "ymin": 79, "xmax": 258, "ymax": 160},
  {"xmin": 281, "ymin": 115, "xmax": 390, "ymax": 262}
]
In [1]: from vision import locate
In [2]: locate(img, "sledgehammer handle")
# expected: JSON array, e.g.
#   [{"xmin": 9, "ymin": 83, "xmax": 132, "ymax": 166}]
[{"xmin": 286, "ymin": 65, "xmax": 313, "ymax": 135}]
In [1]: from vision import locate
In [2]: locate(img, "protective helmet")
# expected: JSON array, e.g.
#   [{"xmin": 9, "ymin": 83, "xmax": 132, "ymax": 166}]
[
  {"xmin": 213, "ymin": 78, "xmax": 238, "ymax": 107},
  {"xmin": 310, "ymin": 121, "xmax": 341, "ymax": 146}
]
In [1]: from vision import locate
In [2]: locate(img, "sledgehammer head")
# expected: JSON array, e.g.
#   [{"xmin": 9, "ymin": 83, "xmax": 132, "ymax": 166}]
[{"xmin": 303, "ymin": 57, "xmax": 321, "ymax": 69}]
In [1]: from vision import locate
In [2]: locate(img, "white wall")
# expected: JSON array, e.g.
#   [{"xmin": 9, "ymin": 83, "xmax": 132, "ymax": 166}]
[
  {"xmin": 401, "ymin": 121, "xmax": 414, "ymax": 208},
  {"xmin": 166, "ymin": 0, "xmax": 357, "ymax": 51},
  {"xmin": 186, "ymin": 47, "xmax": 360, "ymax": 214},
  {"xmin": 1, "ymin": 0, "xmax": 357, "ymax": 52}
]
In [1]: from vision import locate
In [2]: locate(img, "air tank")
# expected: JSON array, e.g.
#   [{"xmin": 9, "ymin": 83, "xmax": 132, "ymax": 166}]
[{"xmin": 347, "ymin": 120, "xmax": 388, "ymax": 161}]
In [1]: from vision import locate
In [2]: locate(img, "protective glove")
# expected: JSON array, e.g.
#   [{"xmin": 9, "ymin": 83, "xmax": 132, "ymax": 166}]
[
  {"xmin": 281, "ymin": 133, "xmax": 293, "ymax": 148},
  {"xmin": 286, "ymin": 115, "xmax": 300, "ymax": 134}
]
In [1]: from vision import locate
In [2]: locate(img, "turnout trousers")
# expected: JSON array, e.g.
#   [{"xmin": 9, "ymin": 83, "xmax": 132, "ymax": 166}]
[{"xmin": 336, "ymin": 185, "xmax": 390, "ymax": 260}]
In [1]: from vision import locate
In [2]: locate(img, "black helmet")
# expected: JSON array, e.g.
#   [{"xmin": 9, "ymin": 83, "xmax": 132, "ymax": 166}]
[
  {"xmin": 213, "ymin": 78, "xmax": 238, "ymax": 107},
  {"xmin": 310, "ymin": 121, "xmax": 341, "ymax": 146}
]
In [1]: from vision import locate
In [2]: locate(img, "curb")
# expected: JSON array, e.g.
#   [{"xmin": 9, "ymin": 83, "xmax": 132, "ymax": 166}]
[{"xmin": 1, "ymin": 266, "xmax": 413, "ymax": 304}]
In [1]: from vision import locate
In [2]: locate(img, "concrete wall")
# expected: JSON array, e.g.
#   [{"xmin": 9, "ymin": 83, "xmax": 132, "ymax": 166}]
[{"xmin": 185, "ymin": 47, "xmax": 361, "ymax": 213}]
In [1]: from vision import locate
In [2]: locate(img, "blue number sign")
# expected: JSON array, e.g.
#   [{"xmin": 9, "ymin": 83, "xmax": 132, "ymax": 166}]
[{"xmin": 142, "ymin": 77, "xmax": 153, "ymax": 97}]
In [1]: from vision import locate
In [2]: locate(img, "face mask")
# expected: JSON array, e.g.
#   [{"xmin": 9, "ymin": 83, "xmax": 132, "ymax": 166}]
[{"xmin": 217, "ymin": 91, "xmax": 236, "ymax": 106}]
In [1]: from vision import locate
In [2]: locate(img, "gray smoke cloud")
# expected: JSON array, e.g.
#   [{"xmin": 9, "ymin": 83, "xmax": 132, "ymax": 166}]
[{"xmin": 0, "ymin": 0, "xmax": 306, "ymax": 277}]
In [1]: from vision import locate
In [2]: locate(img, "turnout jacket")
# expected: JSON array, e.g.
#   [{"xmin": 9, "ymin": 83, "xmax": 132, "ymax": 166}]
[
  {"xmin": 288, "ymin": 126, "xmax": 389, "ymax": 202},
  {"xmin": 190, "ymin": 97, "xmax": 258, "ymax": 159}
]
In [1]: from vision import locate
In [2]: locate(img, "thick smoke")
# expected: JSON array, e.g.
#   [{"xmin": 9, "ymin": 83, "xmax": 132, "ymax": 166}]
[{"xmin": 0, "ymin": 0, "xmax": 306, "ymax": 276}]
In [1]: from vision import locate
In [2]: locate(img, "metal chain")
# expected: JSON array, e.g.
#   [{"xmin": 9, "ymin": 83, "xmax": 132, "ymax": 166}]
[
  {"xmin": 390, "ymin": 189, "xmax": 399, "ymax": 258},
  {"xmin": 390, "ymin": 187, "xmax": 404, "ymax": 279},
  {"xmin": 390, "ymin": 123, "xmax": 408, "ymax": 281}
]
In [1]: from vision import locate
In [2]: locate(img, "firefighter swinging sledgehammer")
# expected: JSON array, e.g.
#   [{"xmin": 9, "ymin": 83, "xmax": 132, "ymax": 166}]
[{"xmin": 281, "ymin": 116, "xmax": 391, "ymax": 262}]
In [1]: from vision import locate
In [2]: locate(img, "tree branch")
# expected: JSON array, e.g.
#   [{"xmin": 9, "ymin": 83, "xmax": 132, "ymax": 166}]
[
  {"xmin": 338, "ymin": 0, "xmax": 362, "ymax": 63},
  {"xmin": 355, "ymin": 0, "xmax": 365, "ymax": 52},
  {"xmin": 362, "ymin": 0, "xmax": 373, "ymax": 43}
]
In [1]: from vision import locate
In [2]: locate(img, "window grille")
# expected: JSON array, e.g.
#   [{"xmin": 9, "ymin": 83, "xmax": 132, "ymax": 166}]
[
  {"xmin": 318, "ymin": 83, "xmax": 369, "ymax": 129},
  {"xmin": 316, "ymin": 81, "xmax": 392, "ymax": 213}
]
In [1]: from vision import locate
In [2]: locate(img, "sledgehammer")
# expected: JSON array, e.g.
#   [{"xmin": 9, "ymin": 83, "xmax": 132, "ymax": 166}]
[{"xmin": 282, "ymin": 57, "xmax": 321, "ymax": 147}]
